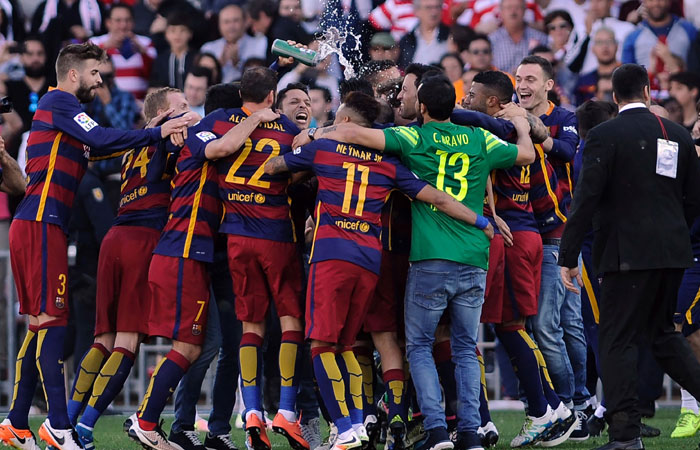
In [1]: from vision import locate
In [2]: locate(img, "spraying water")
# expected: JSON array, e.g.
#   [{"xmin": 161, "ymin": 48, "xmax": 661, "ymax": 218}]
[{"xmin": 316, "ymin": 8, "xmax": 363, "ymax": 79}]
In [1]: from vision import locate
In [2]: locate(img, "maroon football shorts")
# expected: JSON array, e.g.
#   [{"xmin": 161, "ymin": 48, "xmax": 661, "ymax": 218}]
[
  {"xmin": 227, "ymin": 234, "xmax": 304, "ymax": 323},
  {"xmin": 364, "ymin": 250, "xmax": 409, "ymax": 335},
  {"xmin": 148, "ymin": 254, "xmax": 210, "ymax": 345},
  {"xmin": 9, "ymin": 220, "xmax": 69, "ymax": 324},
  {"xmin": 94, "ymin": 225, "xmax": 160, "ymax": 336},
  {"xmin": 306, "ymin": 259, "xmax": 379, "ymax": 345}
]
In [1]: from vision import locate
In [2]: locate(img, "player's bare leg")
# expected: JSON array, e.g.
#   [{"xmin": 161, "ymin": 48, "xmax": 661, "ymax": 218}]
[{"xmin": 273, "ymin": 315, "xmax": 309, "ymax": 449}]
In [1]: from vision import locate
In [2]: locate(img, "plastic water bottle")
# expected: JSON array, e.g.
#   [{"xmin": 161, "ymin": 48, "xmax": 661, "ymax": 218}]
[{"xmin": 271, "ymin": 39, "xmax": 319, "ymax": 66}]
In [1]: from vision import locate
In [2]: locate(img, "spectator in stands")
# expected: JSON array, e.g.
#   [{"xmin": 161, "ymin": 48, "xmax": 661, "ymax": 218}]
[
  {"xmin": 368, "ymin": 32, "xmax": 400, "ymax": 63},
  {"xmin": 193, "ymin": 52, "xmax": 222, "ymax": 85},
  {"xmin": 32, "ymin": 0, "xmax": 105, "ymax": 41},
  {"xmin": 83, "ymin": 56, "xmax": 140, "ymax": 130},
  {"xmin": 91, "ymin": 4, "xmax": 157, "ymax": 100},
  {"xmin": 309, "ymin": 85, "xmax": 333, "ymax": 127},
  {"xmin": 565, "ymin": 0, "xmax": 635, "ymax": 75},
  {"xmin": 369, "ymin": 0, "xmax": 417, "ymax": 41},
  {"xmin": 453, "ymin": 0, "xmax": 543, "ymax": 35},
  {"xmin": 446, "ymin": 24, "xmax": 474, "ymax": 64},
  {"xmin": 622, "ymin": 0, "xmax": 696, "ymax": 83},
  {"xmin": 183, "ymin": 66, "xmax": 211, "ymax": 117},
  {"xmin": 544, "ymin": 10, "xmax": 574, "ymax": 63},
  {"xmin": 247, "ymin": 0, "xmax": 276, "ymax": 62},
  {"xmin": 540, "ymin": 0, "xmax": 586, "ymax": 33},
  {"xmin": 669, "ymin": 72, "xmax": 700, "ymax": 132},
  {"xmin": 488, "ymin": 0, "xmax": 547, "ymax": 74},
  {"xmin": 150, "ymin": 13, "xmax": 194, "ymax": 90},
  {"xmin": 574, "ymin": 27, "xmax": 620, "ymax": 105},
  {"xmin": 2, "ymin": 37, "xmax": 48, "ymax": 136},
  {"xmin": 132, "ymin": 0, "xmax": 164, "ymax": 39},
  {"xmin": 398, "ymin": 0, "xmax": 450, "ymax": 68},
  {"xmin": 270, "ymin": 0, "xmax": 313, "ymax": 49},
  {"xmin": 661, "ymin": 96, "xmax": 684, "ymax": 124},
  {"xmin": 441, "ymin": 53, "xmax": 464, "ymax": 83},
  {"xmin": 200, "ymin": 4, "xmax": 266, "ymax": 83}
]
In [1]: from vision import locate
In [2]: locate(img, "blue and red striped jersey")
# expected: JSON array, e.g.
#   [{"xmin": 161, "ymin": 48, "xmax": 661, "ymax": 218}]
[
  {"xmin": 283, "ymin": 138, "xmax": 427, "ymax": 274},
  {"xmin": 380, "ymin": 191, "xmax": 412, "ymax": 253},
  {"xmin": 529, "ymin": 102, "xmax": 579, "ymax": 235},
  {"xmin": 153, "ymin": 117, "xmax": 221, "ymax": 263},
  {"xmin": 490, "ymin": 165, "xmax": 538, "ymax": 232},
  {"xmin": 15, "ymin": 88, "xmax": 162, "ymax": 233},
  {"xmin": 112, "ymin": 140, "xmax": 178, "ymax": 230},
  {"xmin": 209, "ymin": 107, "xmax": 300, "ymax": 242}
]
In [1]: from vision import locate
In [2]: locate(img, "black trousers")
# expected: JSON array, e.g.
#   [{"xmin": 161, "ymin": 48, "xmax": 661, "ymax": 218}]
[{"xmin": 599, "ymin": 268, "xmax": 700, "ymax": 440}]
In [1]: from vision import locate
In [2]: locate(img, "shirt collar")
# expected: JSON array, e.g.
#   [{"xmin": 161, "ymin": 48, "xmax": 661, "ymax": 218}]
[{"xmin": 619, "ymin": 102, "xmax": 647, "ymax": 113}]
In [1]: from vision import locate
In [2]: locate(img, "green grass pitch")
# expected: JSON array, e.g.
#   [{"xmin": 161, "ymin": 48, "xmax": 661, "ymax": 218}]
[{"xmin": 24, "ymin": 408, "xmax": 700, "ymax": 449}]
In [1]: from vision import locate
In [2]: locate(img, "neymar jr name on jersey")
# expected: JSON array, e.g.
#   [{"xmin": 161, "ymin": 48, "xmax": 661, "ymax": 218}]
[{"xmin": 333, "ymin": 143, "xmax": 383, "ymax": 162}]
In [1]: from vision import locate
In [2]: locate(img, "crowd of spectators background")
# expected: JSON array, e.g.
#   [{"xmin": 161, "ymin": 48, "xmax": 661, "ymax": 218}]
[{"xmin": 1, "ymin": 0, "xmax": 700, "ymax": 396}]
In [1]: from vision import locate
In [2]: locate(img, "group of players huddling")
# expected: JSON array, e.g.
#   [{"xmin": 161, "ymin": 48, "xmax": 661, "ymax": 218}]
[{"xmin": 0, "ymin": 37, "xmax": 682, "ymax": 450}]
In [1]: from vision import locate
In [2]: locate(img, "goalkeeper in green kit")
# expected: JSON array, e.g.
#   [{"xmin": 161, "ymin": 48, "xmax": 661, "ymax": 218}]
[{"xmin": 292, "ymin": 73, "xmax": 536, "ymax": 450}]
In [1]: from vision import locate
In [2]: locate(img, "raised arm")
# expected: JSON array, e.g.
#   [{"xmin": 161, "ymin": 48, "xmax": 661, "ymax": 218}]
[
  {"xmin": 415, "ymin": 185, "xmax": 494, "ymax": 239},
  {"xmin": 292, "ymin": 123, "xmax": 387, "ymax": 151},
  {"xmin": 204, "ymin": 109, "xmax": 280, "ymax": 160}
]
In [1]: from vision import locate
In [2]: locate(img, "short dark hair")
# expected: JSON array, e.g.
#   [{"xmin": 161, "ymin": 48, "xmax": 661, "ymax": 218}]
[
  {"xmin": 450, "ymin": 25, "xmax": 475, "ymax": 53},
  {"xmin": 467, "ymin": 33, "xmax": 491, "ymax": 50},
  {"xmin": 612, "ymin": 63, "xmax": 650, "ymax": 103},
  {"xmin": 240, "ymin": 67, "xmax": 277, "ymax": 103},
  {"xmin": 440, "ymin": 52, "xmax": 464, "ymax": 67},
  {"xmin": 276, "ymin": 82, "xmax": 309, "ymax": 109},
  {"xmin": 246, "ymin": 0, "xmax": 276, "ymax": 20},
  {"xmin": 339, "ymin": 78, "xmax": 374, "ymax": 102},
  {"xmin": 21, "ymin": 35, "xmax": 44, "ymax": 51},
  {"xmin": 360, "ymin": 60, "xmax": 398, "ymax": 85},
  {"xmin": 187, "ymin": 66, "xmax": 213, "ymax": 86},
  {"xmin": 519, "ymin": 55, "xmax": 554, "ymax": 80},
  {"xmin": 108, "ymin": 3, "xmax": 133, "ymax": 19},
  {"xmin": 310, "ymin": 85, "xmax": 332, "ymax": 104},
  {"xmin": 417, "ymin": 74, "xmax": 455, "ymax": 121},
  {"xmin": 544, "ymin": 9, "xmax": 574, "ymax": 29},
  {"xmin": 166, "ymin": 12, "xmax": 191, "ymax": 29},
  {"xmin": 56, "ymin": 42, "xmax": 106, "ymax": 81},
  {"xmin": 193, "ymin": 52, "xmax": 222, "ymax": 84},
  {"xmin": 205, "ymin": 83, "xmax": 242, "ymax": 115},
  {"xmin": 405, "ymin": 63, "xmax": 434, "ymax": 87},
  {"xmin": 669, "ymin": 72, "xmax": 700, "ymax": 100},
  {"xmin": 575, "ymin": 100, "xmax": 616, "ymax": 139},
  {"xmin": 144, "ymin": 87, "xmax": 181, "ymax": 122},
  {"xmin": 342, "ymin": 92, "xmax": 380, "ymax": 126},
  {"xmin": 530, "ymin": 45, "xmax": 553, "ymax": 56},
  {"xmin": 473, "ymin": 70, "xmax": 514, "ymax": 103}
]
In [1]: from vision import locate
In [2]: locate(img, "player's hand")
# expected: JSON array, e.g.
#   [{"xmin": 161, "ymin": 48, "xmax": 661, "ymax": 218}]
[
  {"xmin": 560, "ymin": 266, "xmax": 583, "ymax": 294},
  {"xmin": 494, "ymin": 215, "xmax": 513, "ymax": 247},
  {"xmin": 254, "ymin": 108, "xmax": 280, "ymax": 123},
  {"xmin": 483, "ymin": 222, "xmax": 495, "ymax": 240},
  {"xmin": 278, "ymin": 40, "xmax": 306, "ymax": 67},
  {"xmin": 160, "ymin": 116, "xmax": 189, "ymax": 145},
  {"xmin": 292, "ymin": 129, "xmax": 313, "ymax": 149},
  {"xmin": 146, "ymin": 108, "xmax": 174, "ymax": 128},
  {"xmin": 494, "ymin": 102, "xmax": 528, "ymax": 120},
  {"xmin": 182, "ymin": 110, "xmax": 201, "ymax": 126}
]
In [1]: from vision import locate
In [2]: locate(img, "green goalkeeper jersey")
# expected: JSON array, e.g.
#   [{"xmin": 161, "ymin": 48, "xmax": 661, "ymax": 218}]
[{"xmin": 383, "ymin": 121, "xmax": 518, "ymax": 269}]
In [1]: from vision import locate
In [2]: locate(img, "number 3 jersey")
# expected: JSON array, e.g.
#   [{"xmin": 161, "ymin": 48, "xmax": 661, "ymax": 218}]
[
  {"xmin": 283, "ymin": 138, "xmax": 427, "ymax": 275},
  {"xmin": 211, "ymin": 107, "xmax": 301, "ymax": 242}
]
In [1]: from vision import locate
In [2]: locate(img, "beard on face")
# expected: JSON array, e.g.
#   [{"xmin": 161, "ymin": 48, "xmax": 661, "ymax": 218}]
[
  {"xmin": 75, "ymin": 78, "xmax": 97, "ymax": 103},
  {"xmin": 24, "ymin": 64, "xmax": 46, "ymax": 79}
]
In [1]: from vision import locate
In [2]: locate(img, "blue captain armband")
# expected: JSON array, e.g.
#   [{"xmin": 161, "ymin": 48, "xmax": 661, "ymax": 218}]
[{"xmin": 475, "ymin": 215, "xmax": 489, "ymax": 230}]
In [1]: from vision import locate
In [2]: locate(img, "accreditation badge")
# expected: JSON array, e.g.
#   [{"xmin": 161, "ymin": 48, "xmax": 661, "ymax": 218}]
[{"xmin": 656, "ymin": 138, "xmax": 679, "ymax": 179}]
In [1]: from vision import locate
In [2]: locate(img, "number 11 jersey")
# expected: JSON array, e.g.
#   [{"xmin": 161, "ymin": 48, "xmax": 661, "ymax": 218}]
[{"xmin": 213, "ymin": 107, "xmax": 300, "ymax": 242}]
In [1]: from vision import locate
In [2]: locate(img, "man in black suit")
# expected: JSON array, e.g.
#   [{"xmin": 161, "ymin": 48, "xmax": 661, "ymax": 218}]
[{"xmin": 558, "ymin": 63, "xmax": 700, "ymax": 450}]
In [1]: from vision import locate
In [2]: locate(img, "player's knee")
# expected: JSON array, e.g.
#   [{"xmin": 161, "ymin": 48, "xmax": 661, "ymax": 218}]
[
  {"xmin": 279, "ymin": 315, "xmax": 303, "ymax": 332},
  {"xmin": 94, "ymin": 333, "xmax": 116, "ymax": 352},
  {"xmin": 242, "ymin": 321, "xmax": 265, "ymax": 337},
  {"xmin": 172, "ymin": 341, "xmax": 202, "ymax": 363}
]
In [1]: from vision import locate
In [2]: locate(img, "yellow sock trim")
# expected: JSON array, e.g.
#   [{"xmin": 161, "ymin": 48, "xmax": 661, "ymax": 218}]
[
  {"xmin": 279, "ymin": 342, "xmax": 298, "ymax": 388},
  {"xmin": 240, "ymin": 346, "xmax": 258, "ymax": 387},
  {"xmin": 10, "ymin": 329, "xmax": 37, "ymax": 410},
  {"xmin": 340, "ymin": 351, "xmax": 364, "ymax": 412},
  {"xmin": 320, "ymin": 352, "xmax": 349, "ymax": 416},
  {"xmin": 88, "ymin": 351, "xmax": 124, "ymax": 407},
  {"xmin": 72, "ymin": 346, "xmax": 108, "ymax": 403}
]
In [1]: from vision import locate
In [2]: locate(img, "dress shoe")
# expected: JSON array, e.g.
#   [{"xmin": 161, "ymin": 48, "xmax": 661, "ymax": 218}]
[
  {"xmin": 640, "ymin": 423, "xmax": 660, "ymax": 438},
  {"xmin": 593, "ymin": 437, "xmax": 644, "ymax": 449}
]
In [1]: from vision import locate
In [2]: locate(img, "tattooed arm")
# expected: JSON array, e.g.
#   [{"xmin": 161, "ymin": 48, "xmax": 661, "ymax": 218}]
[{"xmin": 292, "ymin": 123, "xmax": 387, "ymax": 150}]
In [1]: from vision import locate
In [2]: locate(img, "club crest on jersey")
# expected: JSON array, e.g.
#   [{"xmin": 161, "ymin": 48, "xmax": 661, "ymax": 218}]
[
  {"xmin": 73, "ymin": 112, "xmax": 98, "ymax": 132},
  {"xmin": 254, "ymin": 193, "xmax": 265, "ymax": 204},
  {"xmin": 139, "ymin": 186, "xmax": 148, "ymax": 196},
  {"xmin": 192, "ymin": 324, "xmax": 202, "ymax": 335},
  {"xmin": 196, "ymin": 131, "xmax": 217, "ymax": 142},
  {"xmin": 55, "ymin": 296, "xmax": 65, "ymax": 309}
]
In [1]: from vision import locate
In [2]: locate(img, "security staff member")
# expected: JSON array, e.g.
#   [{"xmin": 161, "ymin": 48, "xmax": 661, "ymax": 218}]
[{"xmin": 558, "ymin": 64, "xmax": 700, "ymax": 450}]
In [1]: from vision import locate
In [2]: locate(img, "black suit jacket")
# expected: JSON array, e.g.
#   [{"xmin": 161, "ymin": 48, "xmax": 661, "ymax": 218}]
[{"xmin": 559, "ymin": 106, "xmax": 700, "ymax": 273}]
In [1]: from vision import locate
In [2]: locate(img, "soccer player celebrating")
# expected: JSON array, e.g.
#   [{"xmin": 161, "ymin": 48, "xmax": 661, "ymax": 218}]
[
  {"xmin": 0, "ymin": 42, "xmax": 187, "ymax": 450},
  {"xmin": 65, "ymin": 87, "xmax": 197, "ymax": 449},
  {"xmin": 466, "ymin": 70, "xmax": 577, "ymax": 447},
  {"xmin": 292, "ymin": 74, "xmax": 535, "ymax": 450},
  {"xmin": 215, "ymin": 68, "xmax": 309, "ymax": 450},
  {"xmin": 266, "ymin": 91, "xmax": 494, "ymax": 450},
  {"xmin": 126, "ymin": 94, "xmax": 280, "ymax": 450}
]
